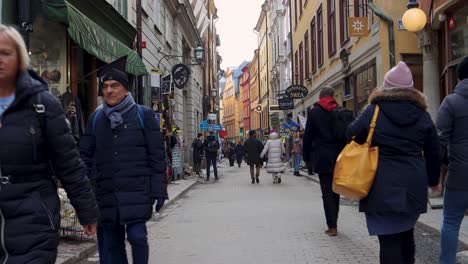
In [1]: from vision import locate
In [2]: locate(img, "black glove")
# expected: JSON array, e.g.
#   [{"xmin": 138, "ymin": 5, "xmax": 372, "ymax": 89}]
[{"xmin": 155, "ymin": 198, "xmax": 166, "ymax": 212}]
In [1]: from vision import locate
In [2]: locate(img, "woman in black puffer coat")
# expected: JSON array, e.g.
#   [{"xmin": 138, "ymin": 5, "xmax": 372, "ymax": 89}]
[
  {"xmin": 0, "ymin": 25, "xmax": 98, "ymax": 264},
  {"xmin": 346, "ymin": 62, "xmax": 441, "ymax": 264}
]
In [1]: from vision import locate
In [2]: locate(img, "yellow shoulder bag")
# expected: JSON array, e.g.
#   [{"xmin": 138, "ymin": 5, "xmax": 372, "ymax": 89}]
[{"xmin": 332, "ymin": 105, "xmax": 380, "ymax": 200}]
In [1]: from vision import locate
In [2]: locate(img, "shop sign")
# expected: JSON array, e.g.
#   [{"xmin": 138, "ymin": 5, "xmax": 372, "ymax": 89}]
[
  {"xmin": 208, "ymin": 113, "xmax": 217, "ymax": 120},
  {"xmin": 271, "ymin": 116, "xmax": 279, "ymax": 127},
  {"xmin": 269, "ymin": 105, "xmax": 281, "ymax": 112},
  {"xmin": 171, "ymin": 64, "xmax": 190, "ymax": 89},
  {"xmin": 285, "ymin": 85, "xmax": 308, "ymax": 99},
  {"xmin": 199, "ymin": 120, "xmax": 209, "ymax": 131},
  {"xmin": 161, "ymin": 74, "xmax": 172, "ymax": 94},
  {"xmin": 278, "ymin": 98, "xmax": 294, "ymax": 110},
  {"xmin": 348, "ymin": 17, "xmax": 369, "ymax": 37}
]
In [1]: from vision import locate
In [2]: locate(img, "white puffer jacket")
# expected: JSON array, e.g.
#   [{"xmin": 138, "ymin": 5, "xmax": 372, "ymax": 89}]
[{"xmin": 260, "ymin": 132, "xmax": 284, "ymax": 173}]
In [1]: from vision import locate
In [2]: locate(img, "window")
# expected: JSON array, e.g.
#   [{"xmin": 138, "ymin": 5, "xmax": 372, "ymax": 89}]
[
  {"xmin": 317, "ymin": 5, "xmax": 324, "ymax": 67},
  {"xmin": 165, "ymin": 13, "xmax": 173, "ymax": 45},
  {"xmin": 304, "ymin": 31, "xmax": 310, "ymax": 79},
  {"xmin": 299, "ymin": 0, "xmax": 303, "ymax": 16},
  {"xmin": 154, "ymin": 0, "xmax": 162, "ymax": 30},
  {"xmin": 340, "ymin": 0, "xmax": 349, "ymax": 45},
  {"xmin": 294, "ymin": 0, "xmax": 298, "ymax": 28},
  {"xmin": 327, "ymin": 0, "xmax": 336, "ymax": 56},
  {"xmin": 299, "ymin": 42, "xmax": 304, "ymax": 85},
  {"xmin": 354, "ymin": 0, "xmax": 368, "ymax": 17},
  {"xmin": 311, "ymin": 17, "xmax": 317, "ymax": 73},
  {"xmin": 294, "ymin": 51, "xmax": 299, "ymax": 84},
  {"xmin": 355, "ymin": 60, "xmax": 376, "ymax": 110},
  {"xmin": 111, "ymin": 0, "xmax": 128, "ymax": 18}
]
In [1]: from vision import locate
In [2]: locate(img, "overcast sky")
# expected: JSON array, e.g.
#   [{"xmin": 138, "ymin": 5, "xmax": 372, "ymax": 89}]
[{"xmin": 216, "ymin": 0, "xmax": 265, "ymax": 70}]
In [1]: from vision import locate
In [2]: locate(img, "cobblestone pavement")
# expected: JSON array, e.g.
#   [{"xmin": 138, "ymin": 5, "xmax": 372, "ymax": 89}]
[
  {"xmin": 147, "ymin": 162, "xmax": 380, "ymax": 264},
  {"xmin": 77, "ymin": 162, "xmax": 463, "ymax": 264}
]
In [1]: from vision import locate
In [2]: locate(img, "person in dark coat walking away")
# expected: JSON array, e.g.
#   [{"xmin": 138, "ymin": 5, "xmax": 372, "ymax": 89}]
[
  {"xmin": 192, "ymin": 133, "xmax": 204, "ymax": 178},
  {"xmin": 437, "ymin": 56, "xmax": 468, "ymax": 264},
  {"xmin": 0, "ymin": 25, "xmax": 98, "ymax": 263},
  {"xmin": 292, "ymin": 134, "xmax": 304, "ymax": 176},
  {"xmin": 347, "ymin": 62, "xmax": 441, "ymax": 264},
  {"xmin": 79, "ymin": 68, "xmax": 168, "ymax": 264},
  {"xmin": 203, "ymin": 131, "xmax": 220, "ymax": 181},
  {"xmin": 303, "ymin": 86, "xmax": 342, "ymax": 236},
  {"xmin": 235, "ymin": 140, "xmax": 244, "ymax": 167},
  {"xmin": 244, "ymin": 130, "xmax": 264, "ymax": 184},
  {"xmin": 227, "ymin": 142, "xmax": 236, "ymax": 167}
]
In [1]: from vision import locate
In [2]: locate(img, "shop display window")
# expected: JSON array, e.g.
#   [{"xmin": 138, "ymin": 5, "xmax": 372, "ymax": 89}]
[{"xmin": 29, "ymin": 17, "xmax": 68, "ymax": 99}]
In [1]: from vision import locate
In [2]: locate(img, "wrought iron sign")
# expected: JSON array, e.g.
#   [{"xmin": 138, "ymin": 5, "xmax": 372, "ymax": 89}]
[
  {"xmin": 285, "ymin": 85, "xmax": 308, "ymax": 99},
  {"xmin": 171, "ymin": 64, "xmax": 190, "ymax": 89}
]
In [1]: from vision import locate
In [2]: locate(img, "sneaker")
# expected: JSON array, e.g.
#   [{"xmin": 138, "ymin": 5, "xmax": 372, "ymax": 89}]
[
  {"xmin": 205, "ymin": 178, "xmax": 210, "ymax": 182},
  {"xmin": 278, "ymin": 178, "xmax": 282, "ymax": 184},
  {"xmin": 215, "ymin": 177, "xmax": 219, "ymax": 181},
  {"xmin": 325, "ymin": 228, "xmax": 338, "ymax": 236}
]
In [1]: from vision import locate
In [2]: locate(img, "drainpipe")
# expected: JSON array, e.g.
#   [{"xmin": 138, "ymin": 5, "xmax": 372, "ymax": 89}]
[
  {"xmin": 136, "ymin": 0, "xmax": 143, "ymax": 103},
  {"xmin": 288, "ymin": 0, "xmax": 294, "ymax": 84},
  {"xmin": 368, "ymin": 0, "xmax": 396, "ymax": 68}
]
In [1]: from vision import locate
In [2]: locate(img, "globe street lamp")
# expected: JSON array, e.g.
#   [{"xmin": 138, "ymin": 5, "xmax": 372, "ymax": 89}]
[{"xmin": 402, "ymin": 0, "xmax": 427, "ymax": 32}]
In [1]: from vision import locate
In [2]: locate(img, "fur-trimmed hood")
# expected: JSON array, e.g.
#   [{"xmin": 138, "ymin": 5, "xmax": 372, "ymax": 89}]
[
  {"xmin": 368, "ymin": 87, "xmax": 428, "ymax": 126},
  {"xmin": 368, "ymin": 87, "xmax": 427, "ymax": 110}
]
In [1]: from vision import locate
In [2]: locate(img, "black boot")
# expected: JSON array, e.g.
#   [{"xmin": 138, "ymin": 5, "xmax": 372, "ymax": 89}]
[
  {"xmin": 256, "ymin": 176, "xmax": 260, "ymax": 184},
  {"xmin": 251, "ymin": 177, "xmax": 255, "ymax": 184}
]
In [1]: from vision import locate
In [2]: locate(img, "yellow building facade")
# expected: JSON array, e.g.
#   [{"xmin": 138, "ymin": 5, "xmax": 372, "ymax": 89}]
[
  {"xmin": 223, "ymin": 67, "xmax": 240, "ymax": 143},
  {"xmin": 249, "ymin": 50, "xmax": 261, "ymax": 135},
  {"xmin": 255, "ymin": 2, "xmax": 272, "ymax": 137},
  {"xmin": 291, "ymin": 0, "xmax": 422, "ymax": 116}
]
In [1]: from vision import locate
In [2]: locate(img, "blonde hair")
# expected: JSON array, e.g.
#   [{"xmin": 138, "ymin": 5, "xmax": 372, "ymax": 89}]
[{"xmin": 0, "ymin": 24, "xmax": 30, "ymax": 71}]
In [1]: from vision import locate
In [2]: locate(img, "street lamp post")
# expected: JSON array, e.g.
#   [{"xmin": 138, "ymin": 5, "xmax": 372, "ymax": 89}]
[{"xmin": 402, "ymin": 0, "xmax": 427, "ymax": 32}]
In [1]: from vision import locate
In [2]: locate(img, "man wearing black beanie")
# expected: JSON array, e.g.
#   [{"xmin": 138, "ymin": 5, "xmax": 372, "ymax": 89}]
[
  {"xmin": 437, "ymin": 56, "xmax": 468, "ymax": 264},
  {"xmin": 80, "ymin": 67, "xmax": 168, "ymax": 264}
]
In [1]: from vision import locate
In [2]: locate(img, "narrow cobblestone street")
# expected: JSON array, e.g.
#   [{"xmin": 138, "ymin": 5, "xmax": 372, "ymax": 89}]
[{"xmin": 147, "ymin": 161, "xmax": 380, "ymax": 264}]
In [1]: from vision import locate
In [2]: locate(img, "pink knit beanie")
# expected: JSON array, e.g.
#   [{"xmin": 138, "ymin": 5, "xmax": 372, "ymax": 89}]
[{"xmin": 382, "ymin": 61, "xmax": 414, "ymax": 89}]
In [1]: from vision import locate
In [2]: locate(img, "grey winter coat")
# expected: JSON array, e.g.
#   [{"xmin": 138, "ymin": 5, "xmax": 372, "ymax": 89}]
[
  {"xmin": 260, "ymin": 133, "xmax": 284, "ymax": 173},
  {"xmin": 437, "ymin": 78, "xmax": 468, "ymax": 191}
]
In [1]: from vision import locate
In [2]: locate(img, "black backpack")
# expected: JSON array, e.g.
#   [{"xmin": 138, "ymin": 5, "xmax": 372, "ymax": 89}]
[
  {"xmin": 331, "ymin": 107, "xmax": 354, "ymax": 144},
  {"xmin": 207, "ymin": 139, "xmax": 218, "ymax": 153}
]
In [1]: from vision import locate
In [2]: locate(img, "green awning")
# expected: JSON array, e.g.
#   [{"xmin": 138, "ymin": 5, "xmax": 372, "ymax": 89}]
[
  {"xmin": 66, "ymin": 3, "xmax": 148, "ymax": 75},
  {"xmin": 32, "ymin": 0, "xmax": 69, "ymax": 23}
]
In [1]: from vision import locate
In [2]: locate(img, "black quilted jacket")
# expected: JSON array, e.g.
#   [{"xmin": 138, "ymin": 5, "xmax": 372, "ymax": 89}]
[{"xmin": 0, "ymin": 70, "xmax": 98, "ymax": 264}]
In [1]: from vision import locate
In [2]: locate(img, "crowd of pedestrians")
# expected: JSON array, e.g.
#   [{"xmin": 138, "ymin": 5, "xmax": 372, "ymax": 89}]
[{"xmin": 1, "ymin": 24, "xmax": 467, "ymax": 264}]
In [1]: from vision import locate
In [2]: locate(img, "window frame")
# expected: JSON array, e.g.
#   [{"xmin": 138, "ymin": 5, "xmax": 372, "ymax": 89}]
[
  {"xmin": 327, "ymin": 0, "xmax": 337, "ymax": 57},
  {"xmin": 317, "ymin": 5, "xmax": 324, "ymax": 67},
  {"xmin": 354, "ymin": 0, "xmax": 368, "ymax": 17},
  {"xmin": 294, "ymin": 51, "xmax": 299, "ymax": 84},
  {"xmin": 299, "ymin": 42, "xmax": 304, "ymax": 85},
  {"xmin": 340, "ymin": 0, "xmax": 350, "ymax": 45},
  {"xmin": 311, "ymin": 17, "xmax": 317, "ymax": 74},
  {"xmin": 304, "ymin": 31, "xmax": 310, "ymax": 79}
]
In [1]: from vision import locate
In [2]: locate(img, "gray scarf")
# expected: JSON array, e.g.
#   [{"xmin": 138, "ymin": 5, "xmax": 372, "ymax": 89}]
[{"xmin": 102, "ymin": 94, "xmax": 136, "ymax": 129}]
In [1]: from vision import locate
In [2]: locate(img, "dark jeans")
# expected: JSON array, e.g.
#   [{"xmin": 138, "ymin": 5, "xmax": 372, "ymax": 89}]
[
  {"xmin": 318, "ymin": 173, "xmax": 340, "ymax": 228},
  {"xmin": 377, "ymin": 228, "xmax": 415, "ymax": 264},
  {"xmin": 97, "ymin": 226, "xmax": 109, "ymax": 264},
  {"xmin": 103, "ymin": 221, "xmax": 149, "ymax": 264},
  {"xmin": 206, "ymin": 156, "xmax": 218, "ymax": 179},
  {"xmin": 193, "ymin": 160, "xmax": 201, "ymax": 174}
]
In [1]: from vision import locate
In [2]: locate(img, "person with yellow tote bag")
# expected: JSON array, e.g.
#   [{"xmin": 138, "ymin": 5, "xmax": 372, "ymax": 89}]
[
  {"xmin": 345, "ymin": 62, "xmax": 441, "ymax": 264},
  {"xmin": 333, "ymin": 105, "xmax": 380, "ymax": 200}
]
